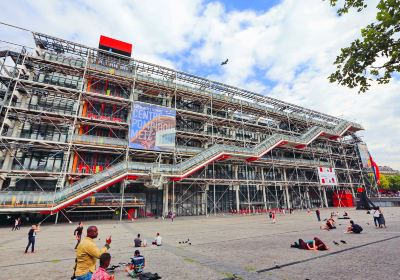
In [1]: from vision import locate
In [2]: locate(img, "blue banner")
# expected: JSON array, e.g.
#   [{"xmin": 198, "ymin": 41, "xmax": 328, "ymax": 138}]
[{"xmin": 129, "ymin": 102, "xmax": 176, "ymax": 151}]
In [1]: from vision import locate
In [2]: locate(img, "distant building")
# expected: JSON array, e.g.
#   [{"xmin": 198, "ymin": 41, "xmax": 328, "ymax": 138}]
[{"xmin": 379, "ymin": 166, "xmax": 400, "ymax": 176}]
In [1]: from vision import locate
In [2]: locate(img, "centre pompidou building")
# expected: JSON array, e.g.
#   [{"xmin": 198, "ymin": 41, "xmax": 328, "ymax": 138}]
[{"xmin": 0, "ymin": 31, "xmax": 371, "ymax": 221}]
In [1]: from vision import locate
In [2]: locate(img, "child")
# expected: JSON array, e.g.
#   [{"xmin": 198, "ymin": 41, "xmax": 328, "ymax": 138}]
[
  {"xmin": 126, "ymin": 250, "xmax": 145, "ymax": 277},
  {"xmin": 92, "ymin": 253, "xmax": 114, "ymax": 280}
]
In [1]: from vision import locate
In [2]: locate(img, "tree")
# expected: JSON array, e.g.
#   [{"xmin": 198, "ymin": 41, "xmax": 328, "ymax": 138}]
[
  {"xmin": 388, "ymin": 175, "xmax": 400, "ymax": 190},
  {"xmin": 328, "ymin": 0, "xmax": 400, "ymax": 93},
  {"xmin": 379, "ymin": 174, "xmax": 389, "ymax": 189}
]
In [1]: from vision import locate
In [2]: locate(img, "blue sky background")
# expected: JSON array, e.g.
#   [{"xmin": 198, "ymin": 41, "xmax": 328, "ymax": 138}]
[{"xmin": 0, "ymin": 0, "xmax": 399, "ymax": 169}]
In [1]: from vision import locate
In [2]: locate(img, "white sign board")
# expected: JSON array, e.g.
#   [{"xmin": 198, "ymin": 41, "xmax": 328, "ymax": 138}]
[{"xmin": 317, "ymin": 167, "xmax": 338, "ymax": 186}]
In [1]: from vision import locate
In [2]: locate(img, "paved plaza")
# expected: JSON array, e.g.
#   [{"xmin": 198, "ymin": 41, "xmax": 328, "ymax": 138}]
[{"xmin": 0, "ymin": 208, "xmax": 399, "ymax": 280}]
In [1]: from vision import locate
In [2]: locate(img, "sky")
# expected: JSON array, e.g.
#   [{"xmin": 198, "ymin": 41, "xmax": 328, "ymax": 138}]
[{"xmin": 0, "ymin": 0, "xmax": 399, "ymax": 169}]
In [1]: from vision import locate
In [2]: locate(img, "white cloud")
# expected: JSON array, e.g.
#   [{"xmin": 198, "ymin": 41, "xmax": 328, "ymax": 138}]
[{"xmin": 0, "ymin": 0, "xmax": 398, "ymax": 169}]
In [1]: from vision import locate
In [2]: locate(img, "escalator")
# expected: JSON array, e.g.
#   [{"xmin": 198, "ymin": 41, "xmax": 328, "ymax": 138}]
[{"xmin": 0, "ymin": 120, "xmax": 356, "ymax": 213}]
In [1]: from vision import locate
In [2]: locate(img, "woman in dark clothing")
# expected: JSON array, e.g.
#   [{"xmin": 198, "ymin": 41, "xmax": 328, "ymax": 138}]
[
  {"xmin": 314, "ymin": 237, "xmax": 329, "ymax": 250},
  {"xmin": 74, "ymin": 222, "xmax": 84, "ymax": 249},
  {"xmin": 25, "ymin": 224, "xmax": 40, "ymax": 253},
  {"xmin": 378, "ymin": 210, "xmax": 386, "ymax": 228}
]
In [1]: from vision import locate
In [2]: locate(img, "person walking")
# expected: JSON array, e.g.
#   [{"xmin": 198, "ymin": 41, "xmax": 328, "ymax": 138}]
[
  {"xmin": 25, "ymin": 224, "xmax": 40, "ymax": 253},
  {"xmin": 372, "ymin": 207, "xmax": 380, "ymax": 228},
  {"xmin": 272, "ymin": 211, "xmax": 276, "ymax": 223},
  {"xmin": 168, "ymin": 210, "xmax": 175, "ymax": 222},
  {"xmin": 74, "ymin": 226, "xmax": 112, "ymax": 280},
  {"xmin": 74, "ymin": 222, "xmax": 84, "ymax": 249},
  {"xmin": 12, "ymin": 218, "xmax": 18, "ymax": 231},
  {"xmin": 17, "ymin": 218, "xmax": 22, "ymax": 230},
  {"xmin": 315, "ymin": 209, "xmax": 321, "ymax": 222}
]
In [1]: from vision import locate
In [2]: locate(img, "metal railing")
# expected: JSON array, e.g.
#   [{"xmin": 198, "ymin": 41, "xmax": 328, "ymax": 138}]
[{"xmin": 72, "ymin": 135, "xmax": 126, "ymax": 147}]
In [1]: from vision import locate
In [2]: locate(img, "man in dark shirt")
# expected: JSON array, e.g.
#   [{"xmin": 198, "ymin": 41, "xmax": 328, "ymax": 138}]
[
  {"xmin": 347, "ymin": 220, "xmax": 363, "ymax": 234},
  {"xmin": 25, "ymin": 224, "xmax": 40, "ymax": 253},
  {"xmin": 134, "ymin": 234, "xmax": 142, "ymax": 247},
  {"xmin": 74, "ymin": 222, "xmax": 84, "ymax": 249}
]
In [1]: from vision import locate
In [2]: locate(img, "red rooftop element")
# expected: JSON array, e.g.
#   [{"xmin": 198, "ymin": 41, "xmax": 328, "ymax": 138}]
[{"xmin": 99, "ymin": 35, "xmax": 133, "ymax": 55}]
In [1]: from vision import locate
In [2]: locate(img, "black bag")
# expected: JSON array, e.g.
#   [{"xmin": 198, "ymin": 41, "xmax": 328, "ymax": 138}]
[{"xmin": 138, "ymin": 272, "xmax": 162, "ymax": 280}]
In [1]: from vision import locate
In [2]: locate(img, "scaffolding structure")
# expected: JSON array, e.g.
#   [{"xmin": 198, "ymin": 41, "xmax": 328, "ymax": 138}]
[{"xmin": 0, "ymin": 31, "xmax": 372, "ymax": 220}]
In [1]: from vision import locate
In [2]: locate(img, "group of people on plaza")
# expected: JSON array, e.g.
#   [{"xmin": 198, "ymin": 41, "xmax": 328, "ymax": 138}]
[
  {"xmin": 71, "ymin": 225, "xmax": 156, "ymax": 280},
  {"xmin": 316, "ymin": 208, "xmax": 364, "ymax": 234},
  {"xmin": 70, "ymin": 223, "xmax": 162, "ymax": 279},
  {"xmin": 292, "ymin": 207, "xmax": 387, "ymax": 252},
  {"xmin": 16, "ymin": 218, "xmax": 162, "ymax": 279},
  {"xmin": 15, "ymin": 205, "xmax": 389, "ymax": 279},
  {"xmin": 292, "ymin": 206, "xmax": 389, "ymax": 252}
]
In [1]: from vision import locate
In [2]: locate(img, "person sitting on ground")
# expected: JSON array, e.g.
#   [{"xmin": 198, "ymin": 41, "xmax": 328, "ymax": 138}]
[
  {"xmin": 338, "ymin": 212, "xmax": 350, "ymax": 219},
  {"xmin": 151, "ymin": 233, "xmax": 162, "ymax": 246},
  {"xmin": 92, "ymin": 253, "xmax": 114, "ymax": 280},
  {"xmin": 134, "ymin": 234, "xmax": 142, "ymax": 247},
  {"xmin": 346, "ymin": 220, "xmax": 363, "ymax": 234},
  {"xmin": 321, "ymin": 218, "xmax": 336, "ymax": 230},
  {"xmin": 126, "ymin": 249, "xmax": 145, "ymax": 277}
]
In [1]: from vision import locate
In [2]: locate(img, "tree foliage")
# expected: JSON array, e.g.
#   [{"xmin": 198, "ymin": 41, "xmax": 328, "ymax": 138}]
[
  {"xmin": 379, "ymin": 174, "xmax": 389, "ymax": 189},
  {"xmin": 328, "ymin": 0, "xmax": 400, "ymax": 93},
  {"xmin": 368, "ymin": 173, "xmax": 400, "ymax": 190},
  {"xmin": 388, "ymin": 175, "xmax": 400, "ymax": 190}
]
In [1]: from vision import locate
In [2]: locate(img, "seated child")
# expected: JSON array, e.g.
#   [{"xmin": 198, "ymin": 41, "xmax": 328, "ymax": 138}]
[{"xmin": 126, "ymin": 249, "xmax": 145, "ymax": 277}]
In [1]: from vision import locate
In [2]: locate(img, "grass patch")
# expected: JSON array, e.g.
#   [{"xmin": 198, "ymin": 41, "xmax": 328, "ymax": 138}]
[
  {"xmin": 183, "ymin": 257, "xmax": 198, "ymax": 264},
  {"xmin": 244, "ymin": 265, "xmax": 256, "ymax": 272},
  {"xmin": 222, "ymin": 272, "xmax": 244, "ymax": 280}
]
